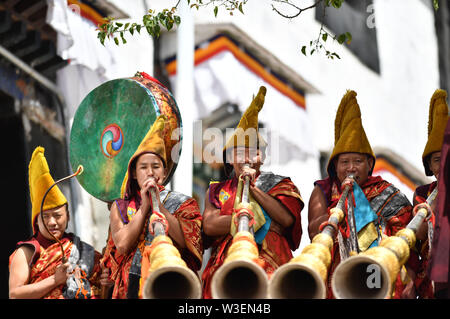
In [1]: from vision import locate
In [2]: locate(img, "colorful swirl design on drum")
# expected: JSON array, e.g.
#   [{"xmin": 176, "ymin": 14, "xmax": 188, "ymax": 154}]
[{"xmin": 100, "ymin": 124, "xmax": 124, "ymax": 158}]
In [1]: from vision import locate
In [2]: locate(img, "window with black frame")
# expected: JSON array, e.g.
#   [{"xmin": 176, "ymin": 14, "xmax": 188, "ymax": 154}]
[{"xmin": 315, "ymin": 0, "xmax": 380, "ymax": 74}]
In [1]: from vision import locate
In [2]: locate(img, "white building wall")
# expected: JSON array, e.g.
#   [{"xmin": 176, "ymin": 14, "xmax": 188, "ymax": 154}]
[{"xmin": 183, "ymin": 0, "xmax": 439, "ymax": 168}]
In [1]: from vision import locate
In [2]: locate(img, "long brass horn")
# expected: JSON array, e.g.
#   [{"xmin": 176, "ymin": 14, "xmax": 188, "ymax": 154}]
[
  {"xmin": 268, "ymin": 176, "xmax": 352, "ymax": 299},
  {"xmin": 331, "ymin": 187, "xmax": 438, "ymax": 299},
  {"xmin": 211, "ymin": 166, "xmax": 269, "ymax": 299},
  {"xmin": 141, "ymin": 186, "xmax": 202, "ymax": 299}
]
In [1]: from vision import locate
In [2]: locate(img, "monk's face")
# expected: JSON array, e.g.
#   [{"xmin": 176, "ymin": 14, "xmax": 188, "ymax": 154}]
[
  {"xmin": 335, "ymin": 152, "xmax": 373, "ymax": 185},
  {"xmin": 428, "ymin": 151, "xmax": 441, "ymax": 178},
  {"xmin": 37, "ymin": 205, "xmax": 69, "ymax": 240},
  {"xmin": 228, "ymin": 147, "xmax": 263, "ymax": 177},
  {"xmin": 132, "ymin": 153, "xmax": 166, "ymax": 188}
]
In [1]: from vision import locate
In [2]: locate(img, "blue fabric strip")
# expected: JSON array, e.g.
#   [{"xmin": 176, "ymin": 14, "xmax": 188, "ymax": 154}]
[
  {"xmin": 254, "ymin": 207, "xmax": 271, "ymax": 244},
  {"xmin": 352, "ymin": 181, "xmax": 378, "ymax": 232}
]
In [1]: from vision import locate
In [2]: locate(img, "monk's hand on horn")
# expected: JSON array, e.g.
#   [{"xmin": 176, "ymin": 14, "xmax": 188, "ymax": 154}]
[
  {"xmin": 141, "ymin": 177, "xmax": 158, "ymax": 214},
  {"xmin": 241, "ymin": 165, "xmax": 257, "ymax": 186},
  {"xmin": 413, "ymin": 202, "xmax": 433, "ymax": 218},
  {"xmin": 341, "ymin": 175, "xmax": 356, "ymax": 191},
  {"xmin": 233, "ymin": 203, "xmax": 256, "ymax": 229},
  {"xmin": 149, "ymin": 211, "xmax": 169, "ymax": 236}
]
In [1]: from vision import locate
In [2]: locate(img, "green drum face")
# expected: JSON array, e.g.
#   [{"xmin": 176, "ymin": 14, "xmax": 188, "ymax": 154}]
[{"xmin": 69, "ymin": 77, "xmax": 182, "ymax": 202}]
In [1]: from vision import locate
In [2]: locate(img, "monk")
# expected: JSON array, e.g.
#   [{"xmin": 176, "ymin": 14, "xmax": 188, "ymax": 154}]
[
  {"xmin": 201, "ymin": 86, "xmax": 304, "ymax": 299},
  {"xmin": 101, "ymin": 115, "xmax": 203, "ymax": 298},
  {"xmin": 427, "ymin": 117, "xmax": 450, "ymax": 298},
  {"xmin": 9, "ymin": 147, "xmax": 103, "ymax": 299},
  {"xmin": 411, "ymin": 89, "xmax": 449, "ymax": 298},
  {"xmin": 308, "ymin": 90, "xmax": 415, "ymax": 299}
]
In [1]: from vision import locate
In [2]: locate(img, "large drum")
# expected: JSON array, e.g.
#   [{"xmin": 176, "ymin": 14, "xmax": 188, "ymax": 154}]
[{"xmin": 69, "ymin": 74, "xmax": 182, "ymax": 202}]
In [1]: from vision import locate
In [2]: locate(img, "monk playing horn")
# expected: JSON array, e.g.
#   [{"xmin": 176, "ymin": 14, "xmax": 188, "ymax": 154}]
[
  {"xmin": 100, "ymin": 115, "xmax": 203, "ymax": 299},
  {"xmin": 201, "ymin": 86, "xmax": 304, "ymax": 299},
  {"xmin": 411, "ymin": 89, "xmax": 449, "ymax": 298},
  {"xmin": 308, "ymin": 90, "xmax": 415, "ymax": 299}
]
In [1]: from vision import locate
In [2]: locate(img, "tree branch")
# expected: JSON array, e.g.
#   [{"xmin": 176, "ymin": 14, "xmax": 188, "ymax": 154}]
[{"xmin": 271, "ymin": 0, "xmax": 323, "ymax": 19}]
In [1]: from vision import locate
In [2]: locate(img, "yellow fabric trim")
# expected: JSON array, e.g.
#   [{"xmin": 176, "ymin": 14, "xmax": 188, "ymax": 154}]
[
  {"xmin": 219, "ymin": 189, "xmax": 231, "ymax": 205},
  {"xmin": 357, "ymin": 222, "xmax": 378, "ymax": 252},
  {"xmin": 400, "ymin": 265, "xmax": 412, "ymax": 284},
  {"xmin": 230, "ymin": 177, "xmax": 266, "ymax": 237}
]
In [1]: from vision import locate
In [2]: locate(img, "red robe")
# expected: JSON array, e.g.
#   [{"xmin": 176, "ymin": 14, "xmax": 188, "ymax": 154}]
[
  {"xmin": 101, "ymin": 186, "xmax": 203, "ymax": 299},
  {"xmin": 9, "ymin": 232, "xmax": 102, "ymax": 299},
  {"xmin": 201, "ymin": 172, "xmax": 304, "ymax": 299},
  {"xmin": 427, "ymin": 118, "xmax": 450, "ymax": 298},
  {"xmin": 315, "ymin": 175, "xmax": 414, "ymax": 299},
  {"xmin": 411, "ymin": 182, "xmax": 437, "ymax": 298}
]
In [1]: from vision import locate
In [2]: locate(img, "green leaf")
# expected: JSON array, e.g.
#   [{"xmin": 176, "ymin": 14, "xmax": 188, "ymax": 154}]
[
  {"xmin": 152, "ymin": 24, "xmax": 161, "ymax": 38},
  {"xmin": 345, "ymin": 32, "xmax": 352, "ymax": 44},
  {"xmin": 130, "ymin": 27, "xmax": 134, "ymax": 35},
  {"xmin": 114, "ymin": 37, "xmax": 119, "ymax": 45},
  {"xmin": 98, "ymin": 32, "xmax": 106, "ymax": 46},
  {"xmin": 301, "ymin": 46, "xmax": 307, "ymax": 56},
  {"xmin": 115, "ymin": 22, "xmax": 123, "ymax": 27},
  {"xmin": 331, "ymin": 0, "xmax": 344, "ymax": 8},
  {"xmin": 337, "ymin": 33, "xmax": 346, "ymax": 44},
  {"xmin": 433, "ymin": 0, "xmax": 439, "ymax": 11},
  {"xmin": 214, "ymin": 6, "xmax": 218, "ymax": 17},
  {"xmin": 174, "ymin": 15, "xmax": 181, "ymax": 25},
  {"xmin": 106, "ymin": 23, "xmax": 113, "ymax": 34},
  {"xmin": 238, "ymin": 3, "xmax": 244, "ymax": 14},
  {"xmin": 332, "ymin": 52, "xmax": 341, "ymax": 59},
  {"xmin": 322, "ymin": 32, "xmax": 328, "ymax": 42},
  {"xmin": 136, "ymin": 25, "xmax": 141, "ymax": 33},
  {"xmin": 166, "ymin": 20, "xmax": 174, "ymax": 31},
  {"xmin": 124, "ymin": 22, "xmax": 130, "ymax": 30},
  {"xmin": 146, "ymin": 26, "xmax": 152, "ymax": 36},
  {"xmin": 120, "ymin": 31, "xmax": 127, "ymax": 44},
  {"xmin": 120, "ymin": 32, "xmax": 127, "ymax": 44}
]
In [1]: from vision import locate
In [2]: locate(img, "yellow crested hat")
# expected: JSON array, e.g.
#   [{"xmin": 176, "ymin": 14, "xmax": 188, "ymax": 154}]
[
  {"xmin": 223, "ymin": 86, "xmax": 268, "ymax": 155},
  {"xmin": 121, "ymin": 114, "xmax": 167, "ymax": 198},
  {"xmin": 327, "ymin": 90, "xmax": 375, "ymax": 177},
  {"xmin": 29, "ymin": 147, "xmax": 67, "ymax": 234},
  {"xmin": 422, "ymin": 89, "xmax": 450, "ymax": 176}
]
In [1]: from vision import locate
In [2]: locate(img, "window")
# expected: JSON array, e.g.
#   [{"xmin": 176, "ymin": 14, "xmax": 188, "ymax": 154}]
[{"xmin": 315, "ymin": 0, "xmax": 380, "ymax": 73}]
